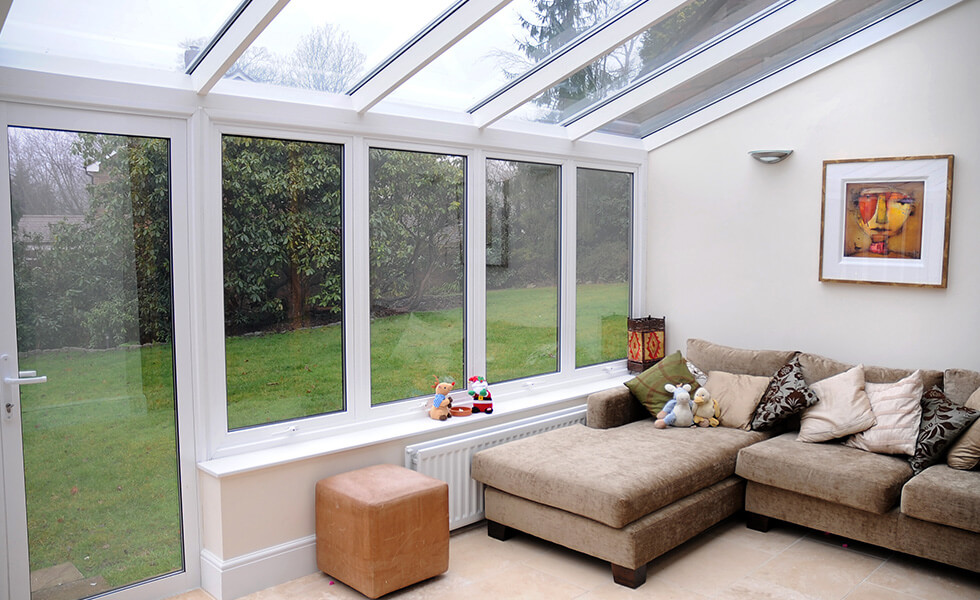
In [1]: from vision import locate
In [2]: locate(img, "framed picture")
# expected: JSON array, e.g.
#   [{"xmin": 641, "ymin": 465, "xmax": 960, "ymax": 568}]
[{"xmin": 820, "ymin": 155, "xmax": 953, "ymax": 287}]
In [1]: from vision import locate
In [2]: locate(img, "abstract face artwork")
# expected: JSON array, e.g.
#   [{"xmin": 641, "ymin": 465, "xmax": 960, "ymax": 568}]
[{"xmin": 843, "ymin": 181, "xmax": 924, "ymax": 259}]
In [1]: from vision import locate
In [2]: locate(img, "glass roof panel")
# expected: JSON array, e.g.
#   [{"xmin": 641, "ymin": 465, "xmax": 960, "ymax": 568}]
[
  {"xmin": 509, "ymin": 0, "xmax": 780, "ymax": 123},
  {"xmin": 598, "ymin": 0, "xmax": 919, "ymax": 138},
  {"xmin": 0, "ymin": 0, "xmax": 243, "ymax": 72},
  {"xmin": 217, "ymin": 0, "xmax": 456, "ymax": 94},
  {"xmin": 384, "ymin": 0, "xmax": 630, "ymax": 112}
]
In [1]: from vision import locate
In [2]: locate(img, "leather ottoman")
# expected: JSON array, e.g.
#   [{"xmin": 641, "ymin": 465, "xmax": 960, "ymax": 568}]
[{"xmin": 315, "ymin": 464, "xmax": 449, "ymax": 598}]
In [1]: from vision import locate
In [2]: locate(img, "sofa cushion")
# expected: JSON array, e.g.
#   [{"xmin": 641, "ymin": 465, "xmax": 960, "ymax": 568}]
[
  {"xmin": 686, "ymin": 339, "xmax": 796, "ymax": 377},
  {"xmin": 751, "ymin": 354, "xmax": 819, "ymax": 431},
  {"xmin": 798, "ymin": 352, "xmax": 942, "ymax": 390},
  {"xmin": 843, "ymin": 371, "xmax": 923, "ymax": 456},
  {"xmin": 943, "ymin": 368, "xmax": 980, "ymax": 406},
  {"xmin": 471, "ymin": 421, "xmax": 769, "ymax": 529},
  {"xmin": 736, "ymin": 432, "xmax": 913, "ymax": 514},
  {"xmin": 798, "ymin": 365, "xmax": 876, "ymax": 443},
  {"xmin": 624, "ymin": 350, "xmax": 698, "ymax": 418},
  {"xmin": 705, "ymin": 370, "xmax": 769, "ymax": 430},
  {"xmin": 901, "ymin": 464, "xmax": 980, "ymax": 533},
  {"xmin": 910, "ymin": 387, "xmax": 980, "ymax": 474},
  {"xmin": 947, "ymin": 388, "xmax": 980, "ymax": 470}
]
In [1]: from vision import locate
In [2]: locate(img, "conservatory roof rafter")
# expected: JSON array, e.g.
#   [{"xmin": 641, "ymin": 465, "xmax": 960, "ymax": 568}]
[
  {"xmin": 562, "ymin": 0, "xmax": 837, "ymax": 141},
  {"xmin": 349, "ymin": 0, "xmax": 513, "ymax": 115},
  {"xmin": 190, "ymin": 0, "xmax": 292, "ymax": 96},
  {"xmin": 469, "ymin": 0, "xmax": 691, "ymax": 129},
  {"xmin": 0, "ymin": 0, "xmax": 12, "ymax": 35}
]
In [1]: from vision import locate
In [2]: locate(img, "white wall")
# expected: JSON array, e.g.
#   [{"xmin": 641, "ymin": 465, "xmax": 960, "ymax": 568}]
[{"xmin": 646, "ymin": 0, "xmax": 980, "ymax": 372}]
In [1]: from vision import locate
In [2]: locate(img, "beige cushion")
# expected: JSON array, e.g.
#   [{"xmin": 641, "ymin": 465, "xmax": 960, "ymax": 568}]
[
  {"xmin": 736, "ymin": 432, "xmax": 913, "ymax": 514},
  {"xmin": 844, "ymin": 371, "xmax": 923, "ymax": 456},
  {"xmin": 705, "ymin": 371, "xmax": 770, "ymax": 430},
  {"xmin": 471, "ymin": 421, "xmax": 769, "ymax": 529},
  {"xmin": 947, "ymin": 387, "xmax": 980, "ymax": 470},
  {"xmin": 901, "ymin": 464, "xmax": 980, "ymax": 533},
  {"xmin": 798, "ymin": 352, "xmax": 942, "ymax": 390},
  {"xmin": 686, "ymin": 339, "xmax": 796, "ymax": 377},
  {"xmin": 798, "ymin": 365, "xmax": 876, "ymax": 443},
  {"xmin": 944, "ymin": 368, "xmax": 980, "ymax": 406}
]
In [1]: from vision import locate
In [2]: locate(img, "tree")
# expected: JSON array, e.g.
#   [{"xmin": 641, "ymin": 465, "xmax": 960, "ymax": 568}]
[{"xmin": 369, "ymin": 150, "xmax": 464, "ymax": 312}]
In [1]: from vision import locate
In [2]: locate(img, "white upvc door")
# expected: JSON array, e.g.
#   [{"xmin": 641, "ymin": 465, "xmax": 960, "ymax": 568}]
[{"xmin": 0, "ymin": 103, "xmax": 199, "ymax": 600}]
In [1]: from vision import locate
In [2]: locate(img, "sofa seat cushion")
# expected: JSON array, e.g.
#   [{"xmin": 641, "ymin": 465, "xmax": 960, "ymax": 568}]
[
  {"xmin": 736, "ymin": 433, "xmax": 913, "ymax": 514},
  {"xmin": 901, "ymin": 465, "xmax": 980, "ymax": 533},
  {"xmin": 471, "ymin": 421, "xmax": 769, "ymax": 529}
]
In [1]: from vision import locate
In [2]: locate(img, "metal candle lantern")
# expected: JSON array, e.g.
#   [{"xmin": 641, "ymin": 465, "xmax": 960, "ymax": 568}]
[{"xmin": 627, "ymin": 316, "xmax": 665, "ymax": 373}]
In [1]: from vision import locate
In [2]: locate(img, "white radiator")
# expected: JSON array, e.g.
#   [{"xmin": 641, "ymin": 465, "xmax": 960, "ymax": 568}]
[{"xmin": 405, "ymin": 405, "xmax": 587, "ymax": 530}]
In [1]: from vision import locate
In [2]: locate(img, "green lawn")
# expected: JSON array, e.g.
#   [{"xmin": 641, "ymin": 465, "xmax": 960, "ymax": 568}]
[{"xmin": 16, "ymin": 283, "xmax": 627, "ymax": 587}]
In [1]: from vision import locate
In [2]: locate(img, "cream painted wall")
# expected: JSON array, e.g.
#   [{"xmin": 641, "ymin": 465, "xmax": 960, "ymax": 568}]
[{"xmin": 646, "ymin": 0, "xmax": 980, "ymax": 372}]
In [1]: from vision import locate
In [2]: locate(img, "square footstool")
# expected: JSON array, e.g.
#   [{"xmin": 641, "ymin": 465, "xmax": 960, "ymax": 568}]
[{"xmin": 315, "ymin": 464, "xmax": 449, "ymax": 598}]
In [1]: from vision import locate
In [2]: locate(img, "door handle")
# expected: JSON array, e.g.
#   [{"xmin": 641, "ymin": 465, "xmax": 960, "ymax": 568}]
[
  {"xmin": 3, "ymin": 375, "xmax": 47, "ymax": 386},
  {"xmin": 1, "ymin": 354, "xmax": 47, "ymax": 421}
]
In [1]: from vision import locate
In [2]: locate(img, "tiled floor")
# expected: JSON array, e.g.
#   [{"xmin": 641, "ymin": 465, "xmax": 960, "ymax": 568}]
[{"xmin": 169, "ymin": 517, "xmax": 980, "ymax": 600}]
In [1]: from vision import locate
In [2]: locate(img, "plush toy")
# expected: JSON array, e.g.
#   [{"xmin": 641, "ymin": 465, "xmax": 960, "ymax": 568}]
[
  {"xmin": 692, "ymin": 387, "xmax": 719, "ymax": 427},
  {"xmin": 428, "ymin": 377, "xmax": 456, "ymax": 421},
  {"xmin": 467, "ymin": 375, "xmax": 493, "ymax": 414},
  {"xmin": 654, "ymin": 383, "xmax": 695, "ymax": 429}
]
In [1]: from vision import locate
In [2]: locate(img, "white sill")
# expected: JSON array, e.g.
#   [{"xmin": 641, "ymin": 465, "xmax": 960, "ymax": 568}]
[{"xmin": 198, "ymin": 373, "xmax": 630, "ymax": 479}]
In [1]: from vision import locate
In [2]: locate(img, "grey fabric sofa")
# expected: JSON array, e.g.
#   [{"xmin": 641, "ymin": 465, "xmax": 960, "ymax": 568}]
[{"xmin": 471, "ymin": 339, "xmax": 980, "ymax": 588}]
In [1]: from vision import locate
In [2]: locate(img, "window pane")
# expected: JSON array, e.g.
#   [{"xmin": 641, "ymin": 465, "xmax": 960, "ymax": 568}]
[
  {"xmin": 0, "ymin": 0, "xmax": 242, "ymax": 73},
  {"xmin": 221, "ymin": 135, "xmax": 344, "ymax": 430},
  {"xmin": 485, "ymin": 159, "xmax": 560, "ymax": 382},
  {"xmin": 9, "ymin": 127, "xmax": 183, "ymax": 597},
  {"xmin": 369, "ymin": 148, "xmax": 464, "ymax": 405},
  {"xmin": 576, "ymin": 168, "xmax": 630, "ymax": 367}
]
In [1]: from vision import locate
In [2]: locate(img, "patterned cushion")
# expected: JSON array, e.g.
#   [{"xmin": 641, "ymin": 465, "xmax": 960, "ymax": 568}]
[
  {"xmin": 909, "ymin": 387, "xmax": 980, "ymax": 474},
  {"xmin": 624, "ymin": 350, "xmax": 698, "ymax": 418},
  {"xmin": 751, "ymin": 354, "xmax": 818, "ymax": 431}
]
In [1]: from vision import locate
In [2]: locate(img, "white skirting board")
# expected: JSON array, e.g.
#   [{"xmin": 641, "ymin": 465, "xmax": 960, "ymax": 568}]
[{"xmin": 200, "ymin": 537, "xmax": 316, "ymax": 600}]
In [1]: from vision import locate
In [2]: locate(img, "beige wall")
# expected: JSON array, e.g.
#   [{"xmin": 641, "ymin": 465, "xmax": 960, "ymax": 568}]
[{"xmin": 647, "ymin": 0, "xmax": 980, "ymax": 372}]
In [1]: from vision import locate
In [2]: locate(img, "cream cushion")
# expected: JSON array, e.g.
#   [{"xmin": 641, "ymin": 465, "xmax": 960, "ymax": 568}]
[
  {"xmin": 799, "ymin": 364, "xmax": 876, "ymax": 443},
  {"xmin": 844, "ymin": 370, "xmax": 923, "ymax": 455},
  {"xmin": 705, "ymin": 371, "xmax": 770, "ymax": 430},
  {"xmin": 947, "ymin": 387, "xmax": 980, "ymax": 470}
]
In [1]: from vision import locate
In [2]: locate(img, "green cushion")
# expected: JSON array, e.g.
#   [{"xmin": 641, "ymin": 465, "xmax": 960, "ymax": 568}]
[{"xmin": 624, "ymin": 350, "xmax": 698, "ymax": 417}]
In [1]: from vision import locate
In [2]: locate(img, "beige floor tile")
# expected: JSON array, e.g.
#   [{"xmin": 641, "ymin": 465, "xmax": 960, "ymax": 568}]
[
  {"xmin": 646, "ymin": 535, "xmax": 776, "ymax": 597},
  {"xmin": 577, "ymin": 575, "xmax": 711, "ymax": 600},
  {"xmin": 865, "ymin": 554, "xmax": 980, "ymax": 600},
  {"xmin": 713, "ymin": 575, "xmax": 818, "ymax": 600},
  {"xmin": 750, "ymin": 538, "xmax": 884, "ymax": 600},
  {"xmin": 843, "ymin": 582, "xmax": 924, "ymax": 600},
  {"xmin": 423, "ymin": 563, "xmax": 588, "ymax": 600},
  {"xmin": 518, "ymin": 541, "xmax": 613, "ymax": 591},
  {"xmin": 163, "ymin": 590, "xmax": 216, "ymax": 600},
  {"xmin": 708, "ymin": 518, "xmax": 808, "ymax": 556},
  {"xmin": 805, "ymin": 530, "xmax": 893, "ymax": 561}
]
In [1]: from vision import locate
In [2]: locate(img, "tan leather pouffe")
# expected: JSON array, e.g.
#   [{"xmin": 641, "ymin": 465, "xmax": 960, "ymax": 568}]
[{"xmin": 315, "ymin": 464, "xmax": 449, "ymax": 598}]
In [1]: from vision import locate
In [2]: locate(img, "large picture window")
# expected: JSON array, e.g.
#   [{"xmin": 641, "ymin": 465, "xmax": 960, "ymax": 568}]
[
  {"xmin": 369, "ymin": 148, "xmax": 465, "ymax": 405},
  {"xmin": 221, "ymin": 135, "xmax": 345, "ymax": 430},
  {"xmin": 485, "ymin": 159, "xmax": 560, "ymax": 382},
  {"xmin": 576, "ymin": 168, "xmax": 631, "ymax": 367}
]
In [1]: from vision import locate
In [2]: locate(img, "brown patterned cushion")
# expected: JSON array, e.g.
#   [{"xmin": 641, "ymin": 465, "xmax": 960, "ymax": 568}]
[
  {"xmin": 751, "ymin": 354, "xmax": 817, "ymax": 431},
  {"xmin": 909, "ymin": 387, "xmax": 980, "ymax": 474}
]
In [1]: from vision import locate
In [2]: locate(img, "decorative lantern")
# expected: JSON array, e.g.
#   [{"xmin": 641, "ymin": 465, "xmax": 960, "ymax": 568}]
[{"xmin": 627, "ymin": 316, "xmax": 665, "ymax": 373}]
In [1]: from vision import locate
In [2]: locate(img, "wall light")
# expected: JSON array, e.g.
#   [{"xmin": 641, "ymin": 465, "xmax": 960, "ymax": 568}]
[{"xmin": 749, "ymin": 150, "xmax": 793, "ymax": 164}]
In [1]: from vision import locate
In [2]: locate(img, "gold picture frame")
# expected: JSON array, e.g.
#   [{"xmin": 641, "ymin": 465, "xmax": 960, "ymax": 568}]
[{"xmin": 819, "ymin": 155, "xmax": 953, "ymax": 288}]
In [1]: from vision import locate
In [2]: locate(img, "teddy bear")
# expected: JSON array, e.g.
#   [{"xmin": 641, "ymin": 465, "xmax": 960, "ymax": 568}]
[
  {"xmin": 692, "ymin": 387, "xmax": 719, "ymax": 427},
  {"xmin": 428, "ymin": 378, "xmax": 456, "ymax": 421},
  {"xmin": 654, "ymin": 383, "xmax": 695, "ymax": 428}
]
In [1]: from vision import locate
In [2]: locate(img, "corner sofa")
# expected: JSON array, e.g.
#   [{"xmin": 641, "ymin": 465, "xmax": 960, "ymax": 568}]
[{"xmin": 470, "ymin": 339, "xmax": 980, "ymax": 588}]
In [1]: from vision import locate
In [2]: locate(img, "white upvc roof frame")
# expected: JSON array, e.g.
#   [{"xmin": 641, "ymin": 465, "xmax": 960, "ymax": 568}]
[
  {"xmin": 0, "ymin": 0, "xmax": 12, "ymax": 35},
  {"xmin": 564, "ymin": 0, "xmax": 833, "ymax": 141},
  {"xmin": 349, "ymin": 0, "xmax": 512, "ymax": 114},
  {"xmin": 191, "ymin": 0, "xmax": 291, "ymax": 95},
  {"xmin": 470, "ymin": 0, "xmax": 691, "ymax": 129}
]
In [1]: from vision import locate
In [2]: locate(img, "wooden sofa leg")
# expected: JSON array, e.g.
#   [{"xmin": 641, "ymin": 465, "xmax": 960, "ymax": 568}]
[
  {"xmin": 746, "ymin": 512, "xmax": 771, "ymax": 532},
  {"xmin": 487, "ymin": 520, "xmax": 514, "ymax": 541},
  {"xmin": 611, "ymin": 563, "xmax": 646, "ymax": 588}
]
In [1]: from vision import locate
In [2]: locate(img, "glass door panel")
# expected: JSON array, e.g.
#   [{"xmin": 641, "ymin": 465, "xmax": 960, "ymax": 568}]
[{"xmin": 4, "ymin": 126, "xmax": 182, "ymax": 600}]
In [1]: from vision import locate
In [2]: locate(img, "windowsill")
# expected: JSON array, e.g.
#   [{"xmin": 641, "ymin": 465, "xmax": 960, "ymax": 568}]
[{"xmin": 197, "ymin": 373, "xmax": 630, "ymax": 479}]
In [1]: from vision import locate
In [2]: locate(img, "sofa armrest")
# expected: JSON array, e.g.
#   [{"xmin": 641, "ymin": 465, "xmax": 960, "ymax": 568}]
[{"xmin": 586, "ymin": 386, "xmax": 649, "ymax": 429}]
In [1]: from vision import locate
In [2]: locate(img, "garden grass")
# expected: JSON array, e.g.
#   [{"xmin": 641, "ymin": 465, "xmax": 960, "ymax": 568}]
[{"xmin": 16, "ymin": 284, "xmax": 627, "ymax": 587}]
